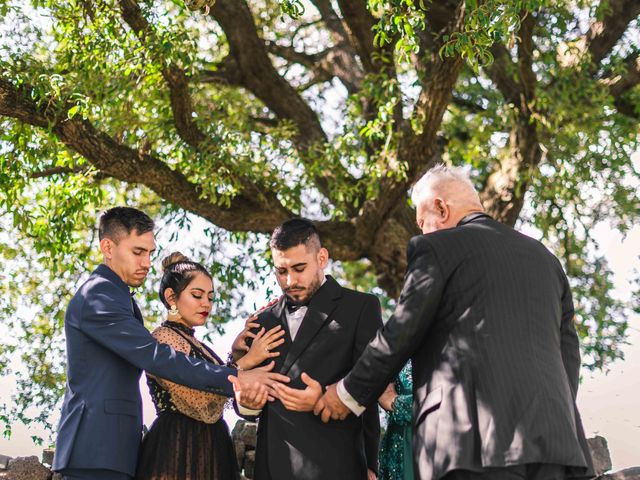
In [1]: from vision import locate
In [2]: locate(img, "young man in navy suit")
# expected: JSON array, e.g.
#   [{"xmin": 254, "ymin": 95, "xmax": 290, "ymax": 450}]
[{"xmin": 53, "ymin": 207, "xmax": 288, "ymax": 480}]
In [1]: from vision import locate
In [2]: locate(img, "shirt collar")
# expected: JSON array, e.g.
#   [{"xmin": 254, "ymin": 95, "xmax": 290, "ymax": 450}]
[{"xmin": 456, "ymin": 211, "xmax": 492, "ymax": 227}]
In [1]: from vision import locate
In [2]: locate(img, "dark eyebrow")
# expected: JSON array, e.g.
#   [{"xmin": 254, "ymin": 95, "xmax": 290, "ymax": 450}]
[
  {"xmin": 191, "ymin": 287, "xmax": 214, "ymax": 294},
  {"xmin": 277, "ymin": 262, "xmax": 307, "ymax": 270}
]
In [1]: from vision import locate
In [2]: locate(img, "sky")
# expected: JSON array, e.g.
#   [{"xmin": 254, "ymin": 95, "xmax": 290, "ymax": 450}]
[{"xmin": 1, "ymin": 216, "xmax": 639, "ymax": 471}]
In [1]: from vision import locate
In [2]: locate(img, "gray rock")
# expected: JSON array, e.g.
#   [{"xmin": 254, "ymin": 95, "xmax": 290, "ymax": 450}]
[
  {"xmin": 2, "ymin": 456, "xmax": 51, "ymax": 480},
  {"xmin": 243, "ymin": 450, "xmax": 255, "ymax": 479},
  {"xmin": 232, "ymin": 420, "xmax": 258, "ymax": 448},
  {"xmin": 40, "ymin": 450, "xmax": 54, "ymax": 468},
  {"xmin": 0, "ymin": 455, "xmax": 11, "ymax": 470},
  {"xmin": 602, "ymin": 467, "xmax": 640, "ymax": 480},
  {"xmin": 51, "ymin": 474, "xmax": 63, "ymax": 480},
  {"xmin": 233, "ymin": 440, "xmax": 246, "ymax": 470},
  {"xmin": 588, "ymin": 435, "xmax": 612, "ymax": 475}
]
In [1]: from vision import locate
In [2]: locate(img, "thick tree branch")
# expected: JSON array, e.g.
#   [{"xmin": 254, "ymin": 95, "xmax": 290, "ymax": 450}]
[
  {"xmin": 584, "ymin": 0, "xmax": 640, "ymax": 66},
  {"xmin": 350, "ymin": 2, "xmax": 464, "ymax": 252},
  {"xmin": 210, "ymin": 0, "xmax": 358, "ymax": 204},
  {"xmin": 265, "ymin": 41, "xmax": 362, "ymax": 93},
  {"xmin": 481, "ymin": 12, "xmax": 542, "ymax": 226},
  {"xmin": 604, "ymin": 54, "xmax": 640, "ymax": 98},
  {"xmin": 334, "ymin": 0, "xmax": 379, "ymax": 74},
  {"xmin": 119, "ymin": 0, "xmax": 207, "ymax": 148},
  {"xmin": 334, "ymin": 0, "xmax": 402, "ymax": 130},
  {"xmin": 0, "ymin": 77, "xmax": 293, "ymax": 232},
  {"xmin": 31, "ymin": 165, "xmax": 90, "ymax": 179},
  {"xmin": 309, "ymin": 0, "xmax": 365, "ymax": 92},
  {"xmin": 197, "ymin": 56, "xmax": 243, "ymax": 86},
  {"xmin": 310, "ymin": 0, "xmax": 351, "ymax": 44},
  {"xmin": 487, "ymin": 44, "xmax": 520, "ymax": 104},
  {"xmin": 119, "ymin": 0, "xmax": 292, "ymax": 211},
  {"xmin": 558, "ymin": 0, "xmax": 640, "ymax": 70}
]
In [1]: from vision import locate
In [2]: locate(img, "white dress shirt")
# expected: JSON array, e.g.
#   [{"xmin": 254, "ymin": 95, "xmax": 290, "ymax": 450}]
[{"xmin": 337, "ymin": 379, "xmax": 366, "ymax": 416}]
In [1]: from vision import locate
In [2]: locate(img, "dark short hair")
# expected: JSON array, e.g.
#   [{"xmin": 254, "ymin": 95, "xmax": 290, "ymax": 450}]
[
  {"xmin": 269, "ymin": 218, "xmax": 321, "ymax": 252},
  {"xmin": 98, "ymin": 207, "xmax": 155, "ymax": 242},
  {"xmin": 158, "ymin": 252, "xmax": 212, "ymax": 308}
]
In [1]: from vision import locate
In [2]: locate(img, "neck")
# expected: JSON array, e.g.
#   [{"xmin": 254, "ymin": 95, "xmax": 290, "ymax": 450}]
[
  {"xmin": 103, "ymin": 260, "xmax": 128, "ymax": 285},
  {"xmin": 167, "ymin": 317, "xmax": 194, "ymax": 329}
]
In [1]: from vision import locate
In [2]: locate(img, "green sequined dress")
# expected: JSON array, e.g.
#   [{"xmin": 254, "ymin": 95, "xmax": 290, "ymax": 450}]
[{"xmin": 379, "ymin": 361, "xmax": 414, "ymax": 480}]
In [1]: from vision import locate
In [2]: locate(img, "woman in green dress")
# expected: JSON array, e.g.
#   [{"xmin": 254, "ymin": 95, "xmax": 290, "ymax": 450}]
[{"xmin": 378, "ymin": 361, "xmax": 414, "ymax": 480}]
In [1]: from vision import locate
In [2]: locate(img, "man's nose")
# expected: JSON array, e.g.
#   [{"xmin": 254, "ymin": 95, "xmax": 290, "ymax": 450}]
[{"xmin": 141, "ymin": 254, "xmax": 152, "ymax": 269}]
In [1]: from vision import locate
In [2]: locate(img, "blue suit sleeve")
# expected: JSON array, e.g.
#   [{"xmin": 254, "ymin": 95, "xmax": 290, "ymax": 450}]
[{"xmin": 78, "ymin": 282, "xmax": 235, "ymax": 397}]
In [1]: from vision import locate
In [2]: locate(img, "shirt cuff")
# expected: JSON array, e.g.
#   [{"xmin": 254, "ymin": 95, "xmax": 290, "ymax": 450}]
[
  {"xmin": 337, "ymin": 379, "xmax": 366, "ymax": 417},
  {"xmin": 237, "ymin": 403, "xmax": 262, "ymax": 416}
]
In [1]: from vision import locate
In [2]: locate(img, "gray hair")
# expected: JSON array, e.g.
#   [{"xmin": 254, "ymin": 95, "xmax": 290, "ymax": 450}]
[{"xmin": 410, "ymin": 164, "xmax": 481, "ymax": 208}]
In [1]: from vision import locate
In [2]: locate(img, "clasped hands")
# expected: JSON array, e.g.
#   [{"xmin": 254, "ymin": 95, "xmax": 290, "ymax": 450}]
[
  {"xmin": 229, "ymin": 368, "xmax": 350, "ymax": 421},
  {"xmin": 227, "ymin": 312, "xmax": 350, "ymax": 418}
]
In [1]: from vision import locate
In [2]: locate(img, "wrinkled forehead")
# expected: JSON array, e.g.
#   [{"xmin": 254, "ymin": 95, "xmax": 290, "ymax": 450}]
[
  {"xmin": 272, "ymin": 243, "xmax": 316, "ymax": 267},
  {"xmin": 117, "ymin": 229, "xmax": 157, "ymax": 250}
]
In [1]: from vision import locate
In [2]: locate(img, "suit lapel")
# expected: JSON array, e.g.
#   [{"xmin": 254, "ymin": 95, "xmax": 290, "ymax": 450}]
[
  {"xmin": 272, "ymin": 298, "xmax": 292, "ymax": 342},
  {"xmin": 265, "ymin": 299, "xmax": 292, "ymax": 373},
  {"xmin": 280, "ymin": 276, "xmax": 342, "ymax": 375}
]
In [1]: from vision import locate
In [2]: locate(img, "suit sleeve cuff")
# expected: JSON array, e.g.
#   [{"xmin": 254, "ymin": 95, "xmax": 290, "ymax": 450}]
[{"xmin": 337, "ymin": 379, "xmax": 366, "ymax": 417}]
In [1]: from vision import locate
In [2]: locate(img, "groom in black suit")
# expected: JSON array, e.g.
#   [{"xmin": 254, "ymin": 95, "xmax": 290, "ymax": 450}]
[
  {"xmin": 238, "ymin": 218, "xmax": 381, "ymax": 480},
  {"xmin": 315, "ymin": 166, "xmax": 594, "ymax": 480}
]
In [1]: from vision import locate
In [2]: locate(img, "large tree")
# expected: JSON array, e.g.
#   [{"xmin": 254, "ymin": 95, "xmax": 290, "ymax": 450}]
[{"xmin": 0, "ymin": 0, "xmax": 638, "ymax": 436}]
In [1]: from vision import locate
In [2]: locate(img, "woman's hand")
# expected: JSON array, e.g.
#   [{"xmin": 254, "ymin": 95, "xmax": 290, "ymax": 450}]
[
  {"xmin": 230, "ymin": 315, "xmax": 261, "ymax": 362},
  {"xmin": 377, "ymin": 382, "xmax": 397, "ymax": 411},
  {"xmin": 236, "ymin": 325, "xmax": 286, "ymax": 370},
  {"xmin": 230, "ymin": 298, "xmax": 280, "ymax": 362}
]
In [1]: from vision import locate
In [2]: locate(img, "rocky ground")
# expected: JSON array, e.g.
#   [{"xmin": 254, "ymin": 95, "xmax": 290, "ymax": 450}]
[{"xmin": 0, "ymin": 428, "xmax": 636, "ymax": 480}]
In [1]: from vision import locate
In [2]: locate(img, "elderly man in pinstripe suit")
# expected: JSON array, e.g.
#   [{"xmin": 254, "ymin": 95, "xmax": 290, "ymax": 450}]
[{"xmin": 315, "ymin": 165, "xmax": 594, "ymax": 480}]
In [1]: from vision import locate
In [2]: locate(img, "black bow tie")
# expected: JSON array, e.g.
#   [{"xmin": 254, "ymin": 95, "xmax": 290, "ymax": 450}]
[{"xmin": 286, "ymin": 299, "xmax": 308, "ymax": 314}]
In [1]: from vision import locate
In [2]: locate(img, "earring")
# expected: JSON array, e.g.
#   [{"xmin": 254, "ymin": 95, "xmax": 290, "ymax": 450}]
[{"xmin": 168, "ymin": 304, "xmax": 181, "ymax": 320}]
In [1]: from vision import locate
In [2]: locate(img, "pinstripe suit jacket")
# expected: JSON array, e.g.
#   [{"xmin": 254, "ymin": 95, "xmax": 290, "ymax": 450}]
[{"xmin": 344, "ymin": 213, "xmax": 594, "ymax": 480}]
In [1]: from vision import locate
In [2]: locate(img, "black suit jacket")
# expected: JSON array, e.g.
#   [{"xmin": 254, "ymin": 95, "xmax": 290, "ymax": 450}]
[
  {"xmin": 250, "ymin": 276, "xmax": 382, "ymax": 480},
  {"xmin": 344, "ymin": 213, "xmax": 594, "ymax": 480}
]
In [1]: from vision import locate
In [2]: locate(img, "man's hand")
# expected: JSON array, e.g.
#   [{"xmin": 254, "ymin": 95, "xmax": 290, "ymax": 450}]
[
  {"xmin": 367, "ymin": 469, "xmax": 377, "ymax": 480},
  {"xmin": 235, "ymin": 361, "xmax": 289, "ymax": 400},
  {"xmin": 273, "ymin": 372, "xmax": 323, "ymax": 412},
  {"xmin": 228, "ymin": 375, "xmax": 268, "ymax": 410},
  {"xmin": 313, "ymin": 383, "xmax": 350, "ymax": 422}
]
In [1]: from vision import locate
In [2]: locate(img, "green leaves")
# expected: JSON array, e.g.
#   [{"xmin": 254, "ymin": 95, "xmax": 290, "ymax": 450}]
[{"xmin": 279, "ymin": 0, "xmax": 305, "ymax": 19}]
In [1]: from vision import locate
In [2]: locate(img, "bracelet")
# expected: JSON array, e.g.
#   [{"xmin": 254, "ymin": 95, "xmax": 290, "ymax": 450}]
[{"xmin": 226, "ymin": 354, "xmax": 244, "ymax": 371}]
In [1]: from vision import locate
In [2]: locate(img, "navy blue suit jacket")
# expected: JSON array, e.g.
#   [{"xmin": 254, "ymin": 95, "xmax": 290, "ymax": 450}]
[{"xmin": 53, "ymin": 264, "xmax": 236, "ymax": 475}]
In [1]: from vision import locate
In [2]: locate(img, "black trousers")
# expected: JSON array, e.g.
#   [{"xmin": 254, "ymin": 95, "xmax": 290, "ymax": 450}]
[
  {"xmin": 442, "ymin": 463, "xmax": 567, "ymax": 480},
  {"xmin": 60, "ymin": 468, "xmax": 132, "ymax": 480}
]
